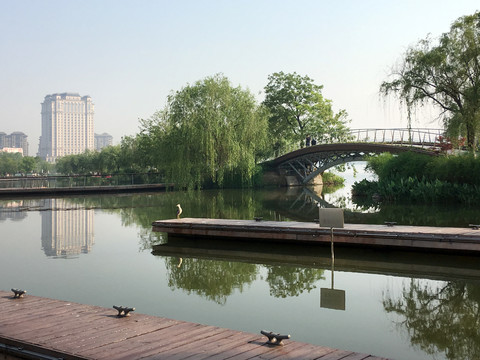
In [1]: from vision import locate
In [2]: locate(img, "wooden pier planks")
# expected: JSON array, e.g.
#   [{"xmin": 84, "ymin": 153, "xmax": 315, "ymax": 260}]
[
  {"xmin": 151, "ymin": 218, "xmax": 480, "ymax": 253},
  {"xmin": 0, "ymin": 291, "xmax": 387, "ymax": 360}
]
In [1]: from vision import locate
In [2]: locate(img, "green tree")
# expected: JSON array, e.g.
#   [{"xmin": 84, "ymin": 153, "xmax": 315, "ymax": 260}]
[
  {"xmin": 19, "ymin": 156, "xmax": 36, "ymax": 174},
  {"xmin": 98, "ymin": 145, "xmax": 121, "ymax": 173},
  {"xmin": 381, "ymin": 12, "xmax": 480, "ymax": 150},
  {"xmin": 140, "ymin": 74, "xmax": 269, "ymax": 189},
  {"xmin": 263, "ymin": 71, "xmax": 351, "ymax": 154},
  {"xmin": 0, "ymin": 152, "xmax": 20, "ymax": 175}
]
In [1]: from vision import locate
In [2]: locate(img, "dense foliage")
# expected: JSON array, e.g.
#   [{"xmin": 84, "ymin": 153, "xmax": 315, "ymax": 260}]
[
  {"xmin": 136, "ymin": 74, "xmax": 269, "ymax": 189},
  {"xmin": 381, "ymin": 11, "xmax": 480, "ymax": 150},
  {"xmin": 263, "ymin": 71, "xmax": 351, "ymax": 154},
  {"xmin": 54, "ymin": 144, "xmax": 146, "ymax": 175},
  {"xmin": 353, "ymin": 152, "xmax": 480, "ymax": 204},
  {"xmin": 0, "ymin": 152, "xmax": 51, "ymax": 176}
]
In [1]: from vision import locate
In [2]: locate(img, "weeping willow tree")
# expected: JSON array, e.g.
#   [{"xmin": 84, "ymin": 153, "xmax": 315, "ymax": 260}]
[
  {"xmin": 381, "ymin": 12, "xmax": 480, "ymax": 151},
  {"xmin": 138, "ymin": 74, "xmax": 269, "ymax": 189}
]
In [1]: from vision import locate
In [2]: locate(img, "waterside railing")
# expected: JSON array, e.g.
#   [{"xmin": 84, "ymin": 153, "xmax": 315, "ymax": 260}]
[{"xmin": 0, "ymin": 173, "xmax": 166, "ymax": 190}]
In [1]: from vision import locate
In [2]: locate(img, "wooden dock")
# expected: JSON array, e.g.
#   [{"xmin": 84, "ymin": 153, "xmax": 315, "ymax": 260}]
[
  {"xmin": 152, "ymin": 218, "xmax": 480, "ymax": 254},
  {"xmin": 0, "ymin": 183, "xmax": 174, "ymax": 197},
  {"xmin": 0, "ymin": 290, "xmax": 387, "ymax": 360}
]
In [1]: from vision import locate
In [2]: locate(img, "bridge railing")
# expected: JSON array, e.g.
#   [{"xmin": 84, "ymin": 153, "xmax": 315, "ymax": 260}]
[{"xmin": 347, "ymin": 128, "xmax": 444, "ymax": 147}]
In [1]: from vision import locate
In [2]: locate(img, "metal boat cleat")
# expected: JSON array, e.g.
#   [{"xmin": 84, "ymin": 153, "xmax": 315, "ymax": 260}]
[
  {"xmin": 469, "ymin": 224, "xmax": 480, "ymax": 230},
  {"xmin": 260, "ymin": 330, "xmax": 290, "ymax": 345},
  {"xmin": 11, "ymin": 288, "xmax": 26, "ymax": 298},
  {"xmin": 385, "ymin": 221, "xmax": 397, "ymax": 227},
  {"xmin": 113, "ymin": 305, "xmax": 135, "ymax": 317}
]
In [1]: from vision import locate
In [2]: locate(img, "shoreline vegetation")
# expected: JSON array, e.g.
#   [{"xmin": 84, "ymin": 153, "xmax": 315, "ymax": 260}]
[{"xmin": 352, "ymin": 152, "xmax": 480, "ymax": 206}]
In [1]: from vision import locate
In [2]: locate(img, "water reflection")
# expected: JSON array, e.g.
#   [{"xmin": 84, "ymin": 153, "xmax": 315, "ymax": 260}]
[
  {"xmin": 41, "ymin": 199, "xmax": 95, "ymax": 257},
  {"xmin": 383, "ymin": 279, "xmax": 480, "ymax": 360},
  {"xmin": 165, "ymin": 257, "xmax": 257, "ymax": 305},
  {"xmin": 5, "ymin": 185, "xmax": 480, "ymax": 229},
  {"xmin": 266, "ymin": 265, "xmax": 324, "ymax": 298},
  {"xmin": 0, "ymin": 200, "xmax": 28, "ymax": 221},
  {"xmin": 157, "ymin": 240, "xmax": 326, "ymax": 304},
  {"xmin": 3, "ymin": 189, "xmax": 480, "ymax": 360}
]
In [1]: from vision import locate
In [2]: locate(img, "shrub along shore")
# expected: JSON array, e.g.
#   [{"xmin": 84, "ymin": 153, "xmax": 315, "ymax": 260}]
[{"xmin": 352, "ymin": 152, "xmax": 480, "ymax": 205}]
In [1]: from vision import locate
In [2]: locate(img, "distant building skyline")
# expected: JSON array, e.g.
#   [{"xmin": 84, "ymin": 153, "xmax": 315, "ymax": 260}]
[
  {"xmin": 0, "ymin": 131, "xmax": 28, "ymax": 156},
  {"xmin": 94, "ymin": 132, "xmax": 113, "ymax": 151},
  {"xmin": 38, "ymin": 92, "xmax": 95, "ymax": 162}
]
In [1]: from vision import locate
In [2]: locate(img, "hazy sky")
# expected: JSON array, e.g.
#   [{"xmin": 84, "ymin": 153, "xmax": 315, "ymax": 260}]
[{"xmin": 1, "ymin": 0, "xmax": 479, "ymax": 153}]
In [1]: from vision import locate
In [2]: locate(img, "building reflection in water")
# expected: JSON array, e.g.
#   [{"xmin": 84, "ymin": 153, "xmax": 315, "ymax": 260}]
[
  {"xmin": 0, "ymin": 200, "xmax": 29, "ymax": 221},
  {"xmin": 41, "ymin": 199, "xmax": 95, "ymax": 257}
]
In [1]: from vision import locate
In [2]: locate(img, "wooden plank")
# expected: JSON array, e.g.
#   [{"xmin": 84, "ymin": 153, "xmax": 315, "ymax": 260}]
[
  {"xmin": 82, "ymin": 322, "xmax": 209, "ymax": 359},
  {"xmin": 250, "ymin": 340, "xmax": 336, "ymax": 360},
  {"xmin": 339, "ymin": 353, "xmax": 377, "ymax": 360},
  {"xmin": 68, "ymin": 318, "xmax": 180, "ymax": 353},
  {"xmin": 0, "ymin": 291, "xmax": 390, "ymax": 360},
  {"xmin": 141, "ymin": 329, "xmax": 257, "ymax": 360},
  {"xmin": 1, "ymin": 302, "xmax": 104, "ymax": 336},
  {"xmin": 165, "ymin": 330, "xmax": 259, "ymax": 360}
]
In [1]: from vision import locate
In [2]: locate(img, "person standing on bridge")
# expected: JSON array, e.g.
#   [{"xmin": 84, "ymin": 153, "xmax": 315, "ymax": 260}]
[
  {"xmin": 311, "ymin": 138, "xmax": 317, "ymax": 146},
  {"xmin": 306, "ymin": 134, "xmax": 311, "ymax": 146}
]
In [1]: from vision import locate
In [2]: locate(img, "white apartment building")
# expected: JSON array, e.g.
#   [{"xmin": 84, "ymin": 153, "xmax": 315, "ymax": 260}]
[{"xmin": 38, "ymin": 93, "xmax": 94, "ymax": 162}]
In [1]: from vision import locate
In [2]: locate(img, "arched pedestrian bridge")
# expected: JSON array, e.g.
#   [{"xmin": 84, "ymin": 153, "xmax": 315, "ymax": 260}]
[{"xmin": 269, "ymin": 128, "xmax": 443, "ymax": 185}]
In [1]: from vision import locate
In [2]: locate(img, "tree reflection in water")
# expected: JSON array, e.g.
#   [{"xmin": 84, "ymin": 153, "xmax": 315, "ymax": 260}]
[
  {"xmin": 163, "ymin": 255, "xmax": 326, "ymax": 304},
  {"xmin": 266, "ymin": 265, "xmax": 325, "ymax": 298},
  {"xmin": 164, "ymin": 257, "xmax": 258, "ymax": 305},
  {"xmin": 383, "ymin": 279, "xmax": 480, "ymax": 360}
]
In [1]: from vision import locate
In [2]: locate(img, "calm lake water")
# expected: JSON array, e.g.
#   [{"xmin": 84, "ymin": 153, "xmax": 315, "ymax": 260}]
[{"xmin": 2, "ymin": 167, "xmax": 480, "ymax": 360}]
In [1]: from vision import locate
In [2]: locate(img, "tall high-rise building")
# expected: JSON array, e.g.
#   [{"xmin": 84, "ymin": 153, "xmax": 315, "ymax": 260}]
[
  {"xmin": 0, "ymin": 132, "xmax": 6, "ymax": 149},
  {"xmin": 0, "ymin": 131, "xmax": 28, "ymax": 156},
  {"xmin": 38, "ymin": 93, "xmax": 94, "ymax": 162},
  {"xmin": 9, "ymin": 132, "xmax": 29, "ymax": 156},
  {"xmin": 94, "ymin": 132, "xmax": 113, "ymax": 151}
]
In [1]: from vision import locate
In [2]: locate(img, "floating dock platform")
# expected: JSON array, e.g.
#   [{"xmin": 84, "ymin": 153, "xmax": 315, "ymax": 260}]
[
  {"xmin": 0, "ymin": 290, "xmax": 387, "ymax": 359},
  {"xmin": 152, "ymin": 218, "xmax": 480, "ymax": 254}
]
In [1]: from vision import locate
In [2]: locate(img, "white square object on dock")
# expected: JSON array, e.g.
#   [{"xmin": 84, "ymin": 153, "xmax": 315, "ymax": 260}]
[{"xmin": 319, "ymin": 208, "xmax": 344, "ymax": 228}]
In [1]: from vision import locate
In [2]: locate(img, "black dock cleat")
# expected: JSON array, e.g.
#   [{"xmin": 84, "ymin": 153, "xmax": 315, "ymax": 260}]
[
  {"xmin": 260, "ymin": 330, "xmax": 290, "ymax": 345},
  {"xmin": 113, "ymin": 305, "xmax": 135, "ymax": 317},
  {"xmin": 11, "ymin": 289, "xmax": 26, "ymax": 298}
]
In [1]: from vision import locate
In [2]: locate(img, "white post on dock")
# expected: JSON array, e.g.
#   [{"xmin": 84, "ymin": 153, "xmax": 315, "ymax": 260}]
[
  {"xmin": 319, "ymin": 208, "xmax": 346, "ymax": 310},
  {"xmin": 318, "ymin": 207, "xmax": 344, "ymax": 264}
]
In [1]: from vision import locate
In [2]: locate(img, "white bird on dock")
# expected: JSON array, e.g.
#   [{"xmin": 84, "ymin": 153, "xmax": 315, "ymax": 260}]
[{"xmin": 176, "ymin": 204, "xmax": 182, "ymax": 219}]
